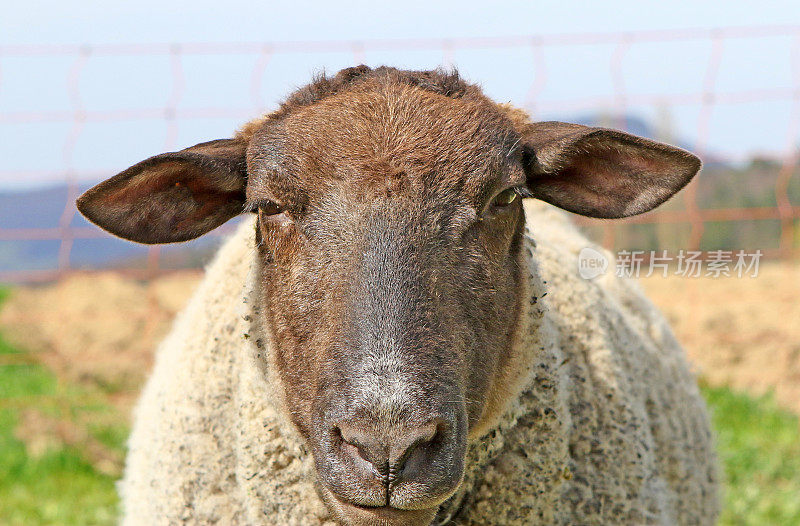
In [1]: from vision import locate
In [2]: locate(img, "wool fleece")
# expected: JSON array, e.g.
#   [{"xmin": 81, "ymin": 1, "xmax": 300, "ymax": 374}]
[{"xmin": 120, "ymin": 200, "xmax": 718, "ymax": 525}]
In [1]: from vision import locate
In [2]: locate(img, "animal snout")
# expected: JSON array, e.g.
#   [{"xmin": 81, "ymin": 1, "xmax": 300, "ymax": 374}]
[
  {"xmin": 336, "ymin": 419, "xmax": 440, "ymax": 484},
  {"xmin": 316, "ymin": 405, "xmax": 467, "ymax": 515}
]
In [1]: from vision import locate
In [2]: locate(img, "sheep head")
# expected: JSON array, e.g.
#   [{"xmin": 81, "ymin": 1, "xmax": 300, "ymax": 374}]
[{"xmin": 76, "ymin": 66, "xmax": 700, "ymax": 526}]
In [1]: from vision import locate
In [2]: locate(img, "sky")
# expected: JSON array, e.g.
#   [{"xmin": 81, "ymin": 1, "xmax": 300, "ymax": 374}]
[{"xmin": 2, "ymin": 0, "xmax": 799, "ymax": 190}]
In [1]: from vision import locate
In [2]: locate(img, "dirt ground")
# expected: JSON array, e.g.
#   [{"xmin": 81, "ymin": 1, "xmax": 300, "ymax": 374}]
[
  {"xmin": 639, "ymin": 262, "xmax": 800, "ymax": 414},
  {"xmin": 1, "ymin": 262, "xmax": 799, "ymax": 414},
  {"xmin": 0, "ymin": 272, "xmax": 201, "ymax": 410}
]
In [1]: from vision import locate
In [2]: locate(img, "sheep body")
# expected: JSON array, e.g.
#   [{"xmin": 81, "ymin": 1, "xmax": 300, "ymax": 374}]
[{"xmin": 121, "ymin": 200, "xmax": 718, "ymax": 525}]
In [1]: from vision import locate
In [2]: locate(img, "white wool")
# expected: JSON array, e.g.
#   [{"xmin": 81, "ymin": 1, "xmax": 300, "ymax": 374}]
[{"xmin": 120, "ymin": 201, "xmax": 718, "ymax": 525}]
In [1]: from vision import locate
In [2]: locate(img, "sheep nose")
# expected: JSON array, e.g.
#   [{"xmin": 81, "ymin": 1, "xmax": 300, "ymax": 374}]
[
  {"xmin": 317, "ymin": 408, "xmax": 466, "ymax": 511},
  {"xmin": 337, "ymin": 420, "xmax": 440, "ymax": 483}
]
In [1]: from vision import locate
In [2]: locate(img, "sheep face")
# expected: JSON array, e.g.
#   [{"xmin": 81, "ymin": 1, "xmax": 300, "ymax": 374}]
[
  {"xmin": 75, "ymin": 67, "xmax": 702, "ymax": 526},
  {"xmin": 246, "ymin": 84, "xmax": 529, "ymax": 524}
]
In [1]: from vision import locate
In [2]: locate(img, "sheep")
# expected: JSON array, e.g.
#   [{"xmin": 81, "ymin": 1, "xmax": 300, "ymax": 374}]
[{"xmin": 76, "ymin": 66, "xmax": 718, "ymax": 525}]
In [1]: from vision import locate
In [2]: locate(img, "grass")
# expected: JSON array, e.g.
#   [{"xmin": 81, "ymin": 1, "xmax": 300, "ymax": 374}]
[
  {"xmin": 0, "ymin": 287, "xmax": 126, "ymax": 525},
  {"xmin": 705, "ymin": 383, "xmax": 800, "ymax": 525},
  {"xmin": 0, "ymin": 285, "xmax": 799, "ymax": 524}
]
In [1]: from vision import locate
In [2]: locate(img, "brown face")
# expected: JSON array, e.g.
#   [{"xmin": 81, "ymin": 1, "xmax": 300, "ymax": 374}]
[
  {"xmin": 74, "ymin": 66, "xmax": 701, "ymax": 526},
  {"xmin": 245, "ymin": 85, "xmax": 528, "ymax": 523}
]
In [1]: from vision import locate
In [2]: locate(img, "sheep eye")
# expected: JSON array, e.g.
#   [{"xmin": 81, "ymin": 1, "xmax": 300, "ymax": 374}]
[
  {"xmin": 246, "ymin": 199, "xmax": 283, "ymax": 217},
  {"xmin": 258, "ymin": 201, "xmax": 284, "ymax": 216},
  {"xmin": 491, "ymin": 188, "xmax": 519, "ymax": 208},
  {"xmin": 249, "ymin": 200, "xmax": 292, "ymax": 226}
]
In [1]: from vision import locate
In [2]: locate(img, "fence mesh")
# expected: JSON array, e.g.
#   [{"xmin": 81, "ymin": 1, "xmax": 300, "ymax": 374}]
[{"xmin": 2, "ymin": 26, "xmax": 799, "ymax": 283}]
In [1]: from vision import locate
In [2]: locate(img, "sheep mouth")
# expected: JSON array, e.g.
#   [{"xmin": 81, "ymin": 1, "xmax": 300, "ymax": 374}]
[{"xmin": 320, "ymin": 484, "xmax": 438, "ymax": 526}]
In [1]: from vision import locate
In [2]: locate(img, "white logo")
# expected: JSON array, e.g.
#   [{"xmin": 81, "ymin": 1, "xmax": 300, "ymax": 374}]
[{"xmin": 578, "ymin": 247, "xmax": 609, "ymax": 280}]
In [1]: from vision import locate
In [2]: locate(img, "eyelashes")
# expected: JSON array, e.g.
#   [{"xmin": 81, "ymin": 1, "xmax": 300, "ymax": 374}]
[{"xmin": 514, "ymin": 186, "xmax": 534, "ymax": 199}]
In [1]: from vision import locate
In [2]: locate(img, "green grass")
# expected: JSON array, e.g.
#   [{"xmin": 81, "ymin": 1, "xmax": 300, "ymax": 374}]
[
  {"xmin": 1, "ymin": 286, "xmax": 799, "ymax": 524},
  {"xmin": 0, "ymin": 287, "xmax": 126, "ymax": 525},
  {"xmin": 705, "ymin": 383, "xmax": 800, "ymax": 525}
]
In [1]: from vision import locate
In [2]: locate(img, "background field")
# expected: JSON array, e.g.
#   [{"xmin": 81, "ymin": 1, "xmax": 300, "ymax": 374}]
[{"xmin": 1, "ymin": 263, "xmax": 799, "ymax": 525}]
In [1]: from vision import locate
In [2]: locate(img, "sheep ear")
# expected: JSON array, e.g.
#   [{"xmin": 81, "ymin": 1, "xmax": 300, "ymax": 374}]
[
  {"xmin": 519, "ymin": 122, "xmax": 701, "ymax": 218},
  {"xmin": 76, "ymin": 139, "xmax": 248, "ymax": 244}
]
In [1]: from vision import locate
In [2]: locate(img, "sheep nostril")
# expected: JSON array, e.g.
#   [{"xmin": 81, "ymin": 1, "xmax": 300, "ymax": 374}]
[
  {"xmin": 392, "ymin": 421, "xmax": 438, "ymax": 466},
  {"xmin": 343, "ymin": 439, "xmax": 374, "ymax": 469},
  {"xmin": 337, "ymin": 429, "xmax": 380, "ymax": 473}
]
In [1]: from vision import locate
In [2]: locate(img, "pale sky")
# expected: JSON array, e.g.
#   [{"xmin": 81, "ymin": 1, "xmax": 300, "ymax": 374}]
[{"xmin": 2, "ymin": 0, "xmax": 799, "ymax": 190}]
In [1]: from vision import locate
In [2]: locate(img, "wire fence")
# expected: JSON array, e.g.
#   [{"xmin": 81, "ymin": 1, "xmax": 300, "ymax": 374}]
[{"xmin": 1, "ymin": 26, "xmax": 799, "ymax": 283}]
